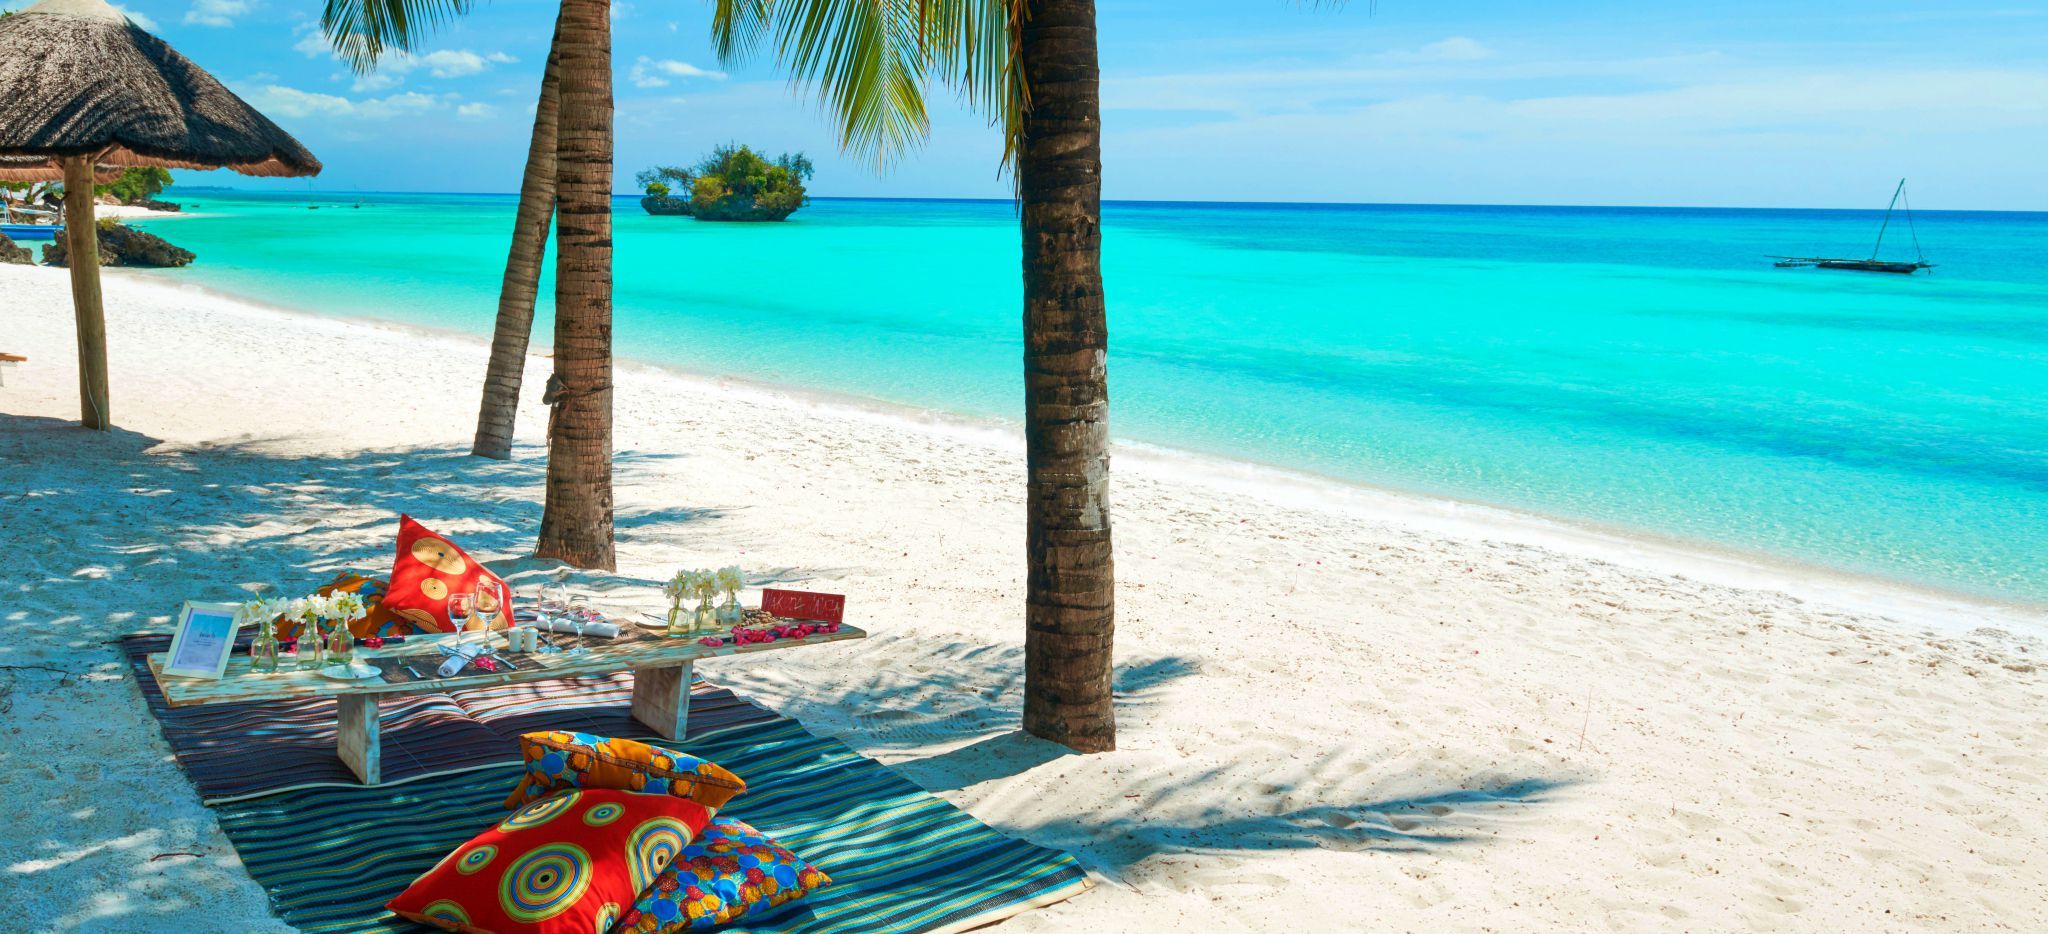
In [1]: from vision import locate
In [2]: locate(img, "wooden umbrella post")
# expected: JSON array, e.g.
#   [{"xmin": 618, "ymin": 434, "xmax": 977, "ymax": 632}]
[{"xmin": 62, "ymin": 155, "xmax": 108, "ymax": 430}]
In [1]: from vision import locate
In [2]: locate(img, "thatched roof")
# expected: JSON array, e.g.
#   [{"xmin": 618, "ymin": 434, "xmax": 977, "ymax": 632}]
[{"xmin": 0, "ymin": 0, "xmax": 320, "ymax": 182}]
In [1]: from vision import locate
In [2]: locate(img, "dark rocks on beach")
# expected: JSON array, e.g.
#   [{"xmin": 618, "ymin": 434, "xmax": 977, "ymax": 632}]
[
  {"xmin": 43, "ymin": 221, "xmax": 196, "ymax": 268},
  {"xmin": 640, "ymin": 195, "xmax": 692, "ymax": 216},
  {"xmin": 0, "ymin": 232, "xmax": 32, "ymax": 265},
  {"xmin": 133, "ymin": 198, "xmax": 183, "ymax": 213}
]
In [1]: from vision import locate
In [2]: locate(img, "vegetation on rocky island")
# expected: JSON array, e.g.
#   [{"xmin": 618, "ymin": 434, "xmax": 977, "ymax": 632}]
[{"xmin": 637, "ymin": 146, "xmax": 814, "ymax": 221}]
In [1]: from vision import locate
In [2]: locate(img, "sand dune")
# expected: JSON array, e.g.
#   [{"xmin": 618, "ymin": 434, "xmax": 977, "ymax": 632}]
[{"xmin": 1, "ymin": 263, "xmax": 2042, "ymax": 931}]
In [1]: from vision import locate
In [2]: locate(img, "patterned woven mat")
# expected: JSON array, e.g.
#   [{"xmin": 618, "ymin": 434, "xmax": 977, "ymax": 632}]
[{"xmin": 120, "ymin": 634, "xmax": 1091, "ymax": 933}]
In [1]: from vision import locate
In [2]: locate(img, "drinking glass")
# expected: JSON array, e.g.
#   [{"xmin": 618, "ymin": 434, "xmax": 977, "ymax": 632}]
[
  {"xmin": 474, "ymin": 581, "xmax": 505, "ymax": 653},
  {"xmin": 447, "ymin": 592, "xmax": 475, "ymax": 653},
  {"xmin": 564, "ymin": 588, "xmax": 591, "ymax": 655}
]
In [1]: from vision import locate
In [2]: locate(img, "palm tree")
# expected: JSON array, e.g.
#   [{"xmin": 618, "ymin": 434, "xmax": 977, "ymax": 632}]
[
  {"xmin": 472, "ymin": 25, "xmax": 561, "ymax": 462},
  {"xmin": 532, "ymin": 0, "xmax": 617, "ymax": 570},
  {"xmin": 713, "ymin": 0, "xmax": 1116, "ymax": 751},
  {"xmin": 325, "ymin": 0, "xmax": 617, "ymax": 570}
]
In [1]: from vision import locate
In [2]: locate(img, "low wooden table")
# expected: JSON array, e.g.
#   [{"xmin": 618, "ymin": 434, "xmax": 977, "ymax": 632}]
[{"xmin": 147, "ymin": 624, "xmax": 866, "ymax": 784}]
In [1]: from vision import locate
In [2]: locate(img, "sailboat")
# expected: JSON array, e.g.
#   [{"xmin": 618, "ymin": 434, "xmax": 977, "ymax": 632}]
[{"xmin": 1770, "ymin": 179, "xmax": 1934, "ymax": 275}]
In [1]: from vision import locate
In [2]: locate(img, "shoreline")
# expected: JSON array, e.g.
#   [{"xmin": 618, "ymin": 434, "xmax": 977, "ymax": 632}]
[
  {"xmin": 113, "ymin": 264, "xmax": 2048, "ymax": 639},
  {"xmin": 5, "ymin": 259, "xmax": 2044, "ymax": 931}
]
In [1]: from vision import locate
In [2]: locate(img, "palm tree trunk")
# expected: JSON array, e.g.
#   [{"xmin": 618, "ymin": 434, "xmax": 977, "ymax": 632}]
[
  {"xmin": 534, "ymin": 0, "xmax": 617, "ymax": 570},
  {"xmin": 471, "ymin": 20, "xmax": 563, "ymax": 460},
  {"xmin": 1017, "ymin": 0, "xmax": 1114, "ymax": 753}
]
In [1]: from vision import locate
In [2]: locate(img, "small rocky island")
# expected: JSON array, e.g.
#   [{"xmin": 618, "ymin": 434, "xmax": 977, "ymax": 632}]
[{"xmin": 638, "ymin": 146, "xmax": 814, "ymax": 221}]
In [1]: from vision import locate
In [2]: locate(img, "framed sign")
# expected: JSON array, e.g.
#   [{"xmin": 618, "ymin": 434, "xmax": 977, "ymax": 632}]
[
  {"xmin": 761, "ymin": 588, "xmax": 846, "ymax": 624},
  {"xmin": 164, "ymin": 601, "xmax": 242, "ymax": 680}
]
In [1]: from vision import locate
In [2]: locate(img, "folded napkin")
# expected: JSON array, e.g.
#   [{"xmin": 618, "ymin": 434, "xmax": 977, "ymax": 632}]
[
  {"xmin": 529, "ymin": 617, "xmax": 621, "ymax": 639},
  {"xmin": 510, "ymin": 608, "xmax": 622, "ymax": 639}
]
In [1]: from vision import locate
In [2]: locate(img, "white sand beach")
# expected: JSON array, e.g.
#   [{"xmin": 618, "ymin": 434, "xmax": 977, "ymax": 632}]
[{"xmin": 2, "ymin": 262, "xmax": 2044, "ymax": 931}]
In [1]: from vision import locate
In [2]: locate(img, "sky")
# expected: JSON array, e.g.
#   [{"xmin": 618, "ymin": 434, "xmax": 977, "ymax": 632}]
[{"xmin": 11, "ymin": 0, "xmax": 2048, "ymax": 209}]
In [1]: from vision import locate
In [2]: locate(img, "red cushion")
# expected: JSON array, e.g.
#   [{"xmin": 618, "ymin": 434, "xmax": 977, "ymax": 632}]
[
  {"xmin": 388, "ymin": 789, "xmax": 713, "ymax": 934},
  {"xmin": 379, "ymin": 515, "xmax": 510, "ymax": 634}
]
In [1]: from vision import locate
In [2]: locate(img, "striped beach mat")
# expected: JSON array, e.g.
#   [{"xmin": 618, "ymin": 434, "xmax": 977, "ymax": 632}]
[{"xmin": 121, "ymin": 636, "xmax": 1092, "ymax": 932}]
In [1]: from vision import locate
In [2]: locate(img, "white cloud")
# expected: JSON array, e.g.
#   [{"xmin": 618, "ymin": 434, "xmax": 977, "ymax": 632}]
[
  {"xmin": 629, "ymin": 57, "xmax": 728, "ymax": 89},
  {"xmin": 292, "ymin": 29, "xmax": 331, "ymax": 57},
  {"xmin": 1404, "ymin": 37, "xmax": 1493, "ymax": 63},
  {"xmin": 112, "ymin": 3, "xmax": 158, "ymax": 29},
  {"xmin": 246, "ymin": 85, "xmax": 444, "ymax": 120},
  {"xmin": 416, "ymin": 49, "xmax": 517, "ymax": 78},
  {"xmin": 610, "ymin": 1, "xmax": 632, "ymax": 20},
  {"xmin": 352, "ymin": 72, "xmax": 403, "ymax": 93},
  {"xmin": 184, "ymin": 0, "xmax": 252, "ymax": 28},
  {"xmin": 293, "ymin": 39, "xmax": 517, "ymax": 91},
  {"xmin": 457, "ymin": 102, "xmax": 496, "ymax": 120}
]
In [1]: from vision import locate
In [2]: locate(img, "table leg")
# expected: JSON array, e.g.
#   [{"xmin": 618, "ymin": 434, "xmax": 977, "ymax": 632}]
[
  {"xmin": 630, "ymin": 661, "xmax": 692, "ymax": 741},
  {"xmin": 338, "ymin": 693, "xmax": 381, "ymax": 784}
]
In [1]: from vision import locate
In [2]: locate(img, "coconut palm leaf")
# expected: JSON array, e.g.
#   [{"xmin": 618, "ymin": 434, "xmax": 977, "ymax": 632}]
[
  {"xmin": 320, "ymin": 0, "xmax": 474, "ymax": 71},
  {"xmin": 711, "ymin": 0, "xmax": 1020, "ymax": 169}
]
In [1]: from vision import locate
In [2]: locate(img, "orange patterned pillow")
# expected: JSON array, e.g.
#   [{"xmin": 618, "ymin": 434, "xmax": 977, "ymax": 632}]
[
  {"xmin": 504, "ymin": 732, "xmax": 748, "ymax": 812},
  {"xmin": 271, "ymin": 572, "xmax": 411, "ymax": 640},
  {"xmin": 379, "ymin": 514, "xmax": 510, "ymax": 634}
]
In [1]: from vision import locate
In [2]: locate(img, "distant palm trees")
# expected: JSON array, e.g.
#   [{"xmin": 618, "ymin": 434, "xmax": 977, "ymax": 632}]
[{"xmin": 713, "ymin": 0, "xmax": 1116, "ymax": 752}]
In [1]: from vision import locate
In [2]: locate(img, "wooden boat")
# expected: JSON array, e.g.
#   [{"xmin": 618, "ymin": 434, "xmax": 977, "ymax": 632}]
[{"xmin": 1770, "ymin": 179, "xmax": 1933, "ymax": 274}]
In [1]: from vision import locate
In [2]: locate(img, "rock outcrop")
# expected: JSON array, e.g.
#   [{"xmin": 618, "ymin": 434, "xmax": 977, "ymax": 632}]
[
  {"xmin": 691, "ymin": 195, "xmax": 804, "ymax": 222},
  {"xmin": 640, "ymin": 195, "xmax": 691, "ymax": 216},
  {"xmin": 43, "ymin": 221, "xmax": 195, "ymax": 268},
  {"xmin": 0, "ymin": 232, "xmax": 33, "ymax": 265}
]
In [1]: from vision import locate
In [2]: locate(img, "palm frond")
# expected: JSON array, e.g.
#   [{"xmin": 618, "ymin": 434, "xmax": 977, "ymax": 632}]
[
  {"xmin": 321, "ymin": 0, "xmax": 474, "ymax": 73},
  {"xmin": 712, "ymin": 0, "xmax": 1021, "ymax": 171}
]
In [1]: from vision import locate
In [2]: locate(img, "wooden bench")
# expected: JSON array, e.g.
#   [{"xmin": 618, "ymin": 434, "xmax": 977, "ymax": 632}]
[
  {"xmin": 148, "ymin": 623, "xmax": 866, "ymax": 784},
  {"xmin": 0, "ymin": 353, "xmax": 21, "ymax": 386}
]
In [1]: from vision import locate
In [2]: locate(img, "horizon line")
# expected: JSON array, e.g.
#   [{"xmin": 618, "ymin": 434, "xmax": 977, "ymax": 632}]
[{"xmin": 163, "ymin": 186, "xmax": 2048, "ymax": 217}]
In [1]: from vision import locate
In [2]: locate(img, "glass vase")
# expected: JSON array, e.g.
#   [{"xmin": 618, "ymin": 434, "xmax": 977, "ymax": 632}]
[
  {"xmin": 693, "ymin": 599, "xmax": 717, "ymax": 635},
  {"xmin": 667, "ymin": 605, "xmax": 687, "ymax": 637},
  {"xmin": 251, "ymin": 623, "xmax": 280, "ymax": 674},
  {"xmin": 716, "ymin": 594, "xmax": 744, "ymax": 628},
  {"xmin": 297, "ymin": 619, "xmax": 326, "ymax": 670}
]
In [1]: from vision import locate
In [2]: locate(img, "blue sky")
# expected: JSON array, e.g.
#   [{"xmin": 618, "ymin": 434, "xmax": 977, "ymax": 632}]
[{"xmin": 17, "ymin": 0, "xmax": 2048, "ymax": 208}]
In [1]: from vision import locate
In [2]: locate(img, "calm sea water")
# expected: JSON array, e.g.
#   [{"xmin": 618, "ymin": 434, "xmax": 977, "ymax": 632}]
[{"xmin": 130, "ymin": 191, "xmax": 2048, "ymax": 605}]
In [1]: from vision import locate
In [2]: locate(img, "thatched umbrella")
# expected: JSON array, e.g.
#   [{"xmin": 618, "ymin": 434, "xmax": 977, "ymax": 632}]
[{"xmin": 0, "ymin": 0, "xmax": 319, "ymax": 429}]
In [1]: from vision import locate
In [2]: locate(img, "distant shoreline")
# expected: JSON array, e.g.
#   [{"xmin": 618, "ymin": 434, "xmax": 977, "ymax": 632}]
[
  {"xmin": 160, "ymin": 186, "xmax": 2048, "ymax": 218},
  {"xmin": 111, "ymin": 263, "xmax": 2048, "ymax": 637}
]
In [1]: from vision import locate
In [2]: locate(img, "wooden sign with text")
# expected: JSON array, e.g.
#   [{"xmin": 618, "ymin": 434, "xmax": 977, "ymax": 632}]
[{"xmin": 761, "ymin": 589, "xmax": 846, "ymax": 624}]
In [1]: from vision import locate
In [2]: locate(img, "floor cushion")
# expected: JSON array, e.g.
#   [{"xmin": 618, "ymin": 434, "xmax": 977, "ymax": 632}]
[
  {"xmin": 379, "ymin": 514, "xmax": 511, "ymax": 633},
  {"xmin": 505, "ymin": 731, "xmax": 748, "ymax": 812},
  {"xmin": 611, "ymin": 817, "xmax": 832, "ymax": 932},
  {"xmin": 387, "ymin": 788, "xmax": 713, "ymax": 934},
  {"xmin": 271, "ymin": 571, "xmax": 406, "ymax": 640}
]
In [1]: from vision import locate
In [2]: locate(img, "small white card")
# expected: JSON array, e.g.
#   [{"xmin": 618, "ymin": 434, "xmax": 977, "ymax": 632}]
[{"xmin": 164, "ymin": 601, "xmax": 243, "ymax": 680}]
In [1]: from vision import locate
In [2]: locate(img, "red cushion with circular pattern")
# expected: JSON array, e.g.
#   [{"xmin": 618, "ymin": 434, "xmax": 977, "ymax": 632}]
[
  {"xmin": 387, "ymin": 788, "xmax": 713, "ymax": 934},
  {"xmin": 379, "ymin": 514, "xmax": 511, "ymax": 634}
]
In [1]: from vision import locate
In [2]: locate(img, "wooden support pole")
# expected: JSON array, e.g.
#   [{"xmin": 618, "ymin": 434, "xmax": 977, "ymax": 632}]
[
  {"xmin": 337, "ymin": 693, "xmax": 381, "ymax": 784},
  {"xmin": 629, "ymin": 661, "xmax": 692, "ymax": 740},
  {"xmin": 62, "ymin": 156, "xmax": 109, "ymax": 431}
]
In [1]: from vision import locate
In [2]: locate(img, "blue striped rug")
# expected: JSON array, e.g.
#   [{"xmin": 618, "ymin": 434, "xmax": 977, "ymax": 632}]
[{"xmin": 127, "ymin": 638, "xmax": 1091, "ymax": 932}]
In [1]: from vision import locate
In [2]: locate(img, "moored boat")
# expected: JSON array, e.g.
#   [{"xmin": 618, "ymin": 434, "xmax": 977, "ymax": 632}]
[{"xmin": 1769, "ymin": 179, "xmax": 1933, "ymax": 275}]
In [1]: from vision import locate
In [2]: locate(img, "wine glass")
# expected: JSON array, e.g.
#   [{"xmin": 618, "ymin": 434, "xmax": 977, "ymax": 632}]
[
  {"xmin": 563, "ymin": 587, "xmax": 591, "ymax": 655},
  {"xmin": 474, "ymin": 581, "xmax": 505, "ymax": 653},
  {"xmin": 447, "ymin": 592, "xmax": 474, "ymax": 653}
]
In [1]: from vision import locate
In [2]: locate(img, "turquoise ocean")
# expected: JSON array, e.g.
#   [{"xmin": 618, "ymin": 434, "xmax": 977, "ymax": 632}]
[{"xmin": 129, "ymin": 191, "xmax": 2048, "ymax": 606}]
